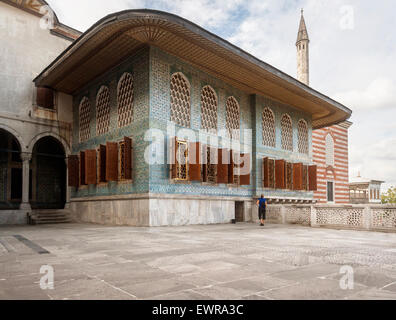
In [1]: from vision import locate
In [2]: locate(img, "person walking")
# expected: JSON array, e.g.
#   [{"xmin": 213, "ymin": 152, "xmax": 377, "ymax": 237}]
[{"xmin": 256, "ymin": 195, "xmax": 267, "ymax": 227}]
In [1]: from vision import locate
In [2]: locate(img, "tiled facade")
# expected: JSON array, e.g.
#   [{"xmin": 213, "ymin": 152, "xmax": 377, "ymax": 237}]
[{"xmin": 70, "ymin": 46, "xmax": 314, "ymax": 203}]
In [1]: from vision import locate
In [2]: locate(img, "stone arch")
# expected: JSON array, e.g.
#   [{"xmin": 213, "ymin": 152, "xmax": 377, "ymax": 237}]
[
  {"xmin": 0, "ymin": 124, "xmax": 24, "ymax": 150},
  {"xmin": 27, "ymin": 132, "xmax": 70, "ymax": 155}
]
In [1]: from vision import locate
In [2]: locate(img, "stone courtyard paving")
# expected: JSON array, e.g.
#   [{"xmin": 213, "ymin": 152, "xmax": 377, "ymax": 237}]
[{"xmin": 1, "ymin": 223, "xmax": 396, "ymax": 300}]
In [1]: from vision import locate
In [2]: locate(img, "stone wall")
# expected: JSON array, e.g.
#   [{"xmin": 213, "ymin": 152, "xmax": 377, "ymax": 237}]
[{"xmin": 259, "ymin": 204, "xmax": 396, "ymax": 233}]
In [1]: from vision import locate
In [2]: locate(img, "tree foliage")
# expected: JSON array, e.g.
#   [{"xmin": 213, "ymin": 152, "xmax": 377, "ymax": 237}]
[{"xmin": 381, "ymin": 187, "xmax": 396, "ymax": 204}]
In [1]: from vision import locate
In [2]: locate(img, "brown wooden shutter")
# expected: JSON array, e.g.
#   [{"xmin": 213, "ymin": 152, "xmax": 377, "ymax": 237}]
[
  {"xmin": 263, "ymin": 157, "xmax": 269, "ymax": 188},
  {"xmin": 275, "ymin": 159, "xmax": 286, "ymax": 189},
  {"xmin": 217, "ymin": 149, "xmax": 229, "ymax": 184},
  {"xmin": 286, "ymin": 162, "xmax": 293, "ymax": 190},
  {"xmin": 170, "ymin": 137, "xmax": 177, "ymax": 179},
  {"xmin": 80, "ymin": 151, "xmax": 86, "ymax": 185},
  {"xmin": 293, "ymin": 163, "xmax": 303, "ymax": 190},
  {"xmin": 99, "ymin": 145, "xmax": 107, "ymax": 182},
  {"xmin": 188, "ymin": 142, "xmax": 202, "ymax": 181},
  {"xmin": 202, "ymin": 144, "xmax": 208, "ymax": 183},
  {"xmin": 228, "ymin": 150, "xmax": 235, "ymax": 184},
  {"xmin": 106, "ymin": 142, "xmax": 118, "ymax": 181},
  {"xmin": 268, "ymin": 159, "xmax": 275, "ymax": 189},
  {"xmin": 309, "ymin": 165, "xmax": 318, "ymax": 191},
  {"xmin": 36, "ymin": 87, "xmax": 54, "ymax": 109},
  {"xmin": 85, "ymin": 149, "xmax": 97, "ymax": 185},
  {"xmin": 67, "ymin": 155, "xmax": 79, "ymax": 188},
  {"xmin": 124, "ymin": 137, "xmax": 132, "ymax": 180},
  {"xmin": 239, "ymin": 153, "xmax": 251, "ymax": 186}
]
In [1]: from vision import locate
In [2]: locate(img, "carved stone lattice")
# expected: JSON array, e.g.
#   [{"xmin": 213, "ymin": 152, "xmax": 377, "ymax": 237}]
[
  {"xmin": 298, "ymin": 120, "xmax": 309, "ymax": 154},
  {"xmin": 170, "ymin": 73, "xmax": 191, "ymax": 128},
  {"xmin": 281, "ymin": 114, "xmax": 293, "ymax": 151},
  {"xmin": 96, "ymin": 86, "xmax": 110, "ymax": 136},
  {"xmin": 118, "ymin": 73, "xmax": 134, "ymax": 128},
  {"xmin": 201, "ymin": 86, "xmax": 217, "ymax": 133},
  {"xmin": 79, "ymin": 97, "xmax": 91, "ymax": 142},
  {"xmin": 262, "ymin": 108, "xmax": 276, "ymax": 147},
  {"xmin": 372, "ymin": 209, "xmax": 396, "ymax": 229},
  {"xmin": 226, "ymin": 97, "xmax": 240, "ymax": 140},
  {"xmin": 285, "ymin": 206, "xmax": 311, "ymax": 225},
  {"xmin": 316, "ymin": 208, "xmax": 363, "ymax": 227},
  {"xmin": 267, "ymin": 206, "xmax": 282, "ymax": 223}
]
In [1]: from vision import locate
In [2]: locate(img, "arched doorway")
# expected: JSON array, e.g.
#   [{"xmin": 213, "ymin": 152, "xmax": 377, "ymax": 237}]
[
  {"xmin": 30, "ymin": 136, "xmax": 66, "ymax": 210},
  {"xmin": 0, "ymin": 129, "xmax": 23, "ymax": 210}
]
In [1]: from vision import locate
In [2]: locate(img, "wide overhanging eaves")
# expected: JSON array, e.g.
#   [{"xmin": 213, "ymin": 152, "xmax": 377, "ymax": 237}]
[{"xmin": 33, "ymin": 9, "xmax": 352, "ymax": 129}]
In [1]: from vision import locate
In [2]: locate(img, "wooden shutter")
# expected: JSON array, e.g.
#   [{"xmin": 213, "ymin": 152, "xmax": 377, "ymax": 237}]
[
  {"xmin": 80, "ymin": 151, "xmax": 86, "ymax": 185},
  {"xmin": 85, "ymin": 149, "xmax": 97, "ymax": 185},
  {"xmin": 309, "ymin": 165, "xmax": 318, "ymax": 191},
  {"xmin": 293, "ymin": 163, "xmax": 303, "ymax": 190},
  {"xmin": 217, "ymin": 149, "xmax": 229, "ymax": 184},
  {"xmin": 239, "ymin": 153, "xmax": 251, "ymax": 186},
  {"xmin": 275, "ymin": 159, "xmax": 286, "ymax": 189},
  {"xmin": 189, "ymin": 142, "xmax": 202, "ymax": 181},
  {"xmin": 67, "ymin": 155, "xmax": 79, "ymax": 188},
  {"xmin": 106, "ymin": 142, "xmax": 118, "ymax": 181},
  {"xmin": 286, "ymin": 162, "xmax": 293, "ymax": 190},
  {"xmin": 170, "ymin": 137, "xmax": 177, "ymax": 179},
  {"xmin": 99, "ymin": 145, "xmax": 107, "ymax": 182},
  {"xmin": 263, "ymin": 158, "xmax": 269, "ymax": 188},
  {"xmin": 124, "ymin": 137, "xmax": 132, "ymax": 180},
  {"xmin": 268, "ymin": 159, "xmax": 275, "ymax": 189},
  {"xmin": 202, "ymin": 144, "xmax": 208, "ymax": 183},
  {"xmin": 228, "ymin": 150, "xmax": 235, "ymax": 184},
  {"xmin": 36, "ymin": 87, "xmax": 54, "ymax": 109}
]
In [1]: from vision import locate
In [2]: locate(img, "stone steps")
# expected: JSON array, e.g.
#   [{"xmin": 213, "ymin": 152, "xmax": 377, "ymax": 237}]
[{"xmin": 29, "ymin": 209, "xmax": 72, "ymax": 225}]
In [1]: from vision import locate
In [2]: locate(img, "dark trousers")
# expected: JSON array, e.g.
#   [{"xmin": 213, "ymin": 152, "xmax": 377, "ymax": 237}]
[{"xmin": 259, "ymin": 207, "xmax": 266, "ymax": 220}]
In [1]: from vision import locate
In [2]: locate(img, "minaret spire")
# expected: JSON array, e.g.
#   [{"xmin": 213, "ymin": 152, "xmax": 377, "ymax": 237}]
[{"xmin": 296, "ymin": 9, "xmax": 310, "ymax": 85}]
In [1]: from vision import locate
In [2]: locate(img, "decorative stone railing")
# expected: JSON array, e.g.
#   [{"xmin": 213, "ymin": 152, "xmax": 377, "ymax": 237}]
[{"xmin": 263, "ymin": 204, "xmax": 396, "ymax": 232}]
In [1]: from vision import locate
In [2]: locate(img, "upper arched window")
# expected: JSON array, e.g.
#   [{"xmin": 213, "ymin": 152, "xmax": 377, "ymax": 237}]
[
  {"xmin": 200, "ymin": 85, "xmax": 218, "ymax": 133},
  {"xmin": 297, "ymin": 119, "xmax": 309, "ymax": 154},
  {"xmin": 226, "ymin": 96, "xmax": 240, "ymax": 140},
  {"xmin": 96, "ymin": 86, "xmax": 110, "ymax": 136},
  {"xmin": 325, "ymin": 134, "xmax": 335, "ymax": 166},
  {"xmin": 118, "ymin": 73, "xmax": 134, "ymax": 128},
  {"xmin": 262, "ymin": 108, "xmax": 276, "ymax": 147},
  {"xmin": 170, "ymin": 73, "xmax": 191, "ymax": 128},
  {"xmin": 79, "ymin": 97, "xmax": 91, "ymax": 142},
  {"xmin": 281, "ymin": 114, "xmax": 293, "ymax": 151}
]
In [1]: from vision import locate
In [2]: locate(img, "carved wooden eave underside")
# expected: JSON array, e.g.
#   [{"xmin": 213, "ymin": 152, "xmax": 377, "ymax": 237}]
[{"xmin": 33, "ymin": 10, "xmax": 352, "ymax": 129}]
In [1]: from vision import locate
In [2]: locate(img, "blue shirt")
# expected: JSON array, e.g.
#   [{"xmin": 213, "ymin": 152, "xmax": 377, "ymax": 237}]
[{"xmin": 259, "ymin": 198, "xmax": 267, "ymax": 209}]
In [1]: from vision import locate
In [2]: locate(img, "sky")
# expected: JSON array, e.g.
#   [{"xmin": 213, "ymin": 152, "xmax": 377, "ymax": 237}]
[{"xmin": 46, "ymin": 0, "xmax": 396, "ymax": 192}]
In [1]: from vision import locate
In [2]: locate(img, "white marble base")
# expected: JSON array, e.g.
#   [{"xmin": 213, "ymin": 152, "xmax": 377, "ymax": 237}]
[{"xmin": 0, "ymin": 210, "xmax": 28, "ymax": 225}]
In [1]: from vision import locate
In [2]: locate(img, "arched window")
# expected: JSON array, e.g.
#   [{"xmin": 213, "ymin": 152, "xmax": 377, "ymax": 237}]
[
  {"xmin": 325, "ymin": 134, "xmax": 335, "ymax": 166},
  {"xmin": 281, "ymin": 114, "xmax": 293, "ymax": 151},
  {"xmin": 200, "ymin": 85, "xmax": 218, "ymax": 133},
  {"xmin": 79, "ymin": 97, "xmax": 91, "ymax": 142},
  {"xmin": 226, "ymin": 96, "xmax": 240, "ymax": 140},
  {"xmin": 262, "ymin": 108, "xmax": 275, "ymax": 147},
  {"xmin": 297, "ymin": 119, "xmax": 309, "ymax": 154},
  {"xmin": 118, "ymin": 73, "xmax": 134, "ymax": 128},
  {"xmin": 170, "ymin": 73, "xmax": 191, "ymax": 128},
  {"xmin": 96, "ymin": 86, "xmax": 110, "ymax": 136}
]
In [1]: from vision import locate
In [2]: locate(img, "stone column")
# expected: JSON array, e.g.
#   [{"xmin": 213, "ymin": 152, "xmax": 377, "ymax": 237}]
[
  {"xmin": 64, "ymin": 158, "xmax": 71, "ymax": 209},
  {"xmin": 20, "ymin": 153, "xmax": 32, "ymax": 211}
]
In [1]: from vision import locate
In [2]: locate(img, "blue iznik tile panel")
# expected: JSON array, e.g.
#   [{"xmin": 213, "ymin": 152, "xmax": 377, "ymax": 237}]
[
  {"xmin": 70, "ymin": 48, "xmax": 151, "ymax": 198},
  {"xmin": 148, "ymin": 47, "xmax": 314, "ymax": 199}
]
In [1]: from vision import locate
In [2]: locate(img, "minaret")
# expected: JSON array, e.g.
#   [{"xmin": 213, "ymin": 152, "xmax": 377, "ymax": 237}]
[{"xmin": 296, "ymin": 9, "xmax": 310, "ymax": 86}]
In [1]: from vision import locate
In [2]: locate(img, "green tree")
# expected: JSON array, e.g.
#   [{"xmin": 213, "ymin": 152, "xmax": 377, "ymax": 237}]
[{"xmin": 381, "ymin": 187, "xmax": 396, "ymax": 204}]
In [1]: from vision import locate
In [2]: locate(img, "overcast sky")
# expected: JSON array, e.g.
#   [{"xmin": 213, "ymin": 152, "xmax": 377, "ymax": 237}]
[{"xmin": 46, "ymin": 0, "xmax": 396, "ymax": 191}]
